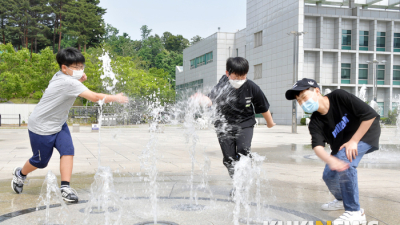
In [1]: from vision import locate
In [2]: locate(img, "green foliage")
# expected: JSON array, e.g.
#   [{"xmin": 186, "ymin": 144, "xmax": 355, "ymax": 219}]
[
  {"xmin": 386, "ymin": 109, "xmax": 398, "ymax": 125},
  {"xmin": 0, "ymin": 43, "xmax": 175, "ymax": 104},
  {"xmin": 190, "ymin": 35, "xmax": 202, "ymax": 45},
  {"xmin": 300, "ymin": 118, "xmax": 306, "ymax": 125},
  {"xmin": 0, "ymin": 43, "xmax": 58, "ymax": 101}
]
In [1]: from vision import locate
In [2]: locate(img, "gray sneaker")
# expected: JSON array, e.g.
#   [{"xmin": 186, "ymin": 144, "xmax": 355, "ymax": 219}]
[
  {"xmin": 61, "ymin": 186, "xmax": 79, "ymax": 203},
  {"xmin": 11, "ymin": 167, "xmax": 26, "ymax": 194}
]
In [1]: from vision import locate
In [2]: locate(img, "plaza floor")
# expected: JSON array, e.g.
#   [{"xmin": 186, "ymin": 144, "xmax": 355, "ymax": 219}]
[{"xmin": 0, "ymin": 125, "xmax": 399, "ymax": 224}]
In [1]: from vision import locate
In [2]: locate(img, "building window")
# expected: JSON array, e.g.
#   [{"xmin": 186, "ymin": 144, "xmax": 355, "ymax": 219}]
[
  {"xmin": 377, "ymin": 102, "xmax": 384, "ymax": 116},
  {"xmin": 236, "ymin": 48, "xmax": 238, "ymax": 57},
  {"xmin": 393, "ymin": 102, "xmax": 398, "ymax": 111},
  {"xmin": 254, "ymin": 64, "xmax": 262, "ymax": 80},
  {"xmin": 377, "ymin": 65, "xmax": 385, "ymax": 85},
  {"xmin": 254, "ymin": 31, "xmax": 262, "ymax": 48},
  {"xmin": 394, "ymin": 33, "xmax": 400, "ymax": 52},
  {"xmin": 190, "ymin": 52, "xmax": 213, "ymax": 70},
  {"xmin": 377, "ymin": 32, "xmax": 385, "ymax": 51},
  {"xmin": 176, "ymin": 79, "xmax": 204, "ymax": 98},
  {"xmin": 359, "ymin": 64, "xmax": 368, "ymax": 84},
  {"xmin": 394, "ymin": 65, "xmax": 400, "ymax": 85},
  {"xmin": 359, "ymin": 31, "xmax": 369, "ymax": 51},
  {"xmin": 342, "ymin": 30, "xmax": 351, "ymax": 50},
  {"xmin": 341, "ymin": 63, "xmax": 351, "ymax": 84}
]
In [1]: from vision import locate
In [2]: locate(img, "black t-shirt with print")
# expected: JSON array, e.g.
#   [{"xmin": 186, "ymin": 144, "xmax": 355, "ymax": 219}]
[
  {"xmin": 208, "ymin": 75, "xmax": 270, "ymax": 128},
  {"xmin": 308, "ymin": 89, "xmax": 381, "ymax": 155}
]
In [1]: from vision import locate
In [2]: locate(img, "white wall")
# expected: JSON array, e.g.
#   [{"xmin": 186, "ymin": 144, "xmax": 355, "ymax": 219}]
[
  {"xmin": 178, "ymin": 33, "xmax": 219, "ymax": 89},
  {"xmin": 304, "ymin": 17, "xmax": 318, "ymax": 48},
  {"xmin": 0, "ymin": 104, "xmax": 37, "ymax": 125},
  {"xmin": 246, "ymin": 0, "xmax": 303, "ymax": 125},
  {"xmin": 323, "ymin": 18, "xmax": 336, "ymax": 49}
]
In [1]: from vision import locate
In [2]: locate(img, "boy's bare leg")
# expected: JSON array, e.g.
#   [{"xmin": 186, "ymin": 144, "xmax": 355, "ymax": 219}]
[
  {"xmin": 21, "ymin": 160, "xmax": 38, "ymax": 175},
  {"xmin": 60, "ymin": 155, "xmax": 73, "ymax": 182}
]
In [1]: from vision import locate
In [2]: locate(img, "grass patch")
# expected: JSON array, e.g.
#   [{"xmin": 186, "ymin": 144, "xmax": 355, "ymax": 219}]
[{"xmin": 7, "ymin": 98, "xmax": 40, "ymax": 104}]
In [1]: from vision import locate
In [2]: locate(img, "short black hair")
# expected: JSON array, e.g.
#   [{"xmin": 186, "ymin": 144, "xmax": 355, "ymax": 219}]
[
  {"xmin": 226, "ymin": 57, "xmax": 249, "ymax": 76},
  {"xmin": 56, "ymin": 47, "xmax": 85, "ymax": 69}
]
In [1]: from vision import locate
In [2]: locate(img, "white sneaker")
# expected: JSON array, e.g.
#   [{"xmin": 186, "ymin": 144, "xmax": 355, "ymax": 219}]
[
  {"xmin": 333, "ymin": 208, "xmax": 367, "ymax": 225},
  {"xmin": 321, "ymin": 199, "xmax": 344, "ymax": 211}
]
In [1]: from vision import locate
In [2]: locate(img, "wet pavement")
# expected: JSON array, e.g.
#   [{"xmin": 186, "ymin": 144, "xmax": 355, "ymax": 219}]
[{"xmin": 0, "ymin": 125, "xmax": 399, "ymax": 224}]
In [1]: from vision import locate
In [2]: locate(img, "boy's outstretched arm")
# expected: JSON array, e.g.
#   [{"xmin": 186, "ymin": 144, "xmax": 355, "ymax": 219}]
[
  {"xmin": 79, "ymin": 90, "xmax": 129, "ymax": 104},
  {"xmin": 314, "ymin": 146, "xmax": 349, "ymax": 172},
  {"xmin": 261, "ymin": 111, "xmax": 276, "ymax": 128},
  {"xmin": 339, "ymin": 117, "xmax": 376, "ymax": 162}
]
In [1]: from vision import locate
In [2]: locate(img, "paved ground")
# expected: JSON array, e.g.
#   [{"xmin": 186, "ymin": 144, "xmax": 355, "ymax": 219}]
[{"xmin": 0, "ymin": 124, "xmax": 399, "ymax": 224}]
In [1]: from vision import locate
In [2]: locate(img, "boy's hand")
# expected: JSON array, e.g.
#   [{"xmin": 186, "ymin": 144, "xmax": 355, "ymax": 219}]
[
  {"xmin": 328, "ymin": 157, "xmax": 349, "ymax": 172},
  {"xmin": 339, "ymin": 140, "xmax": 358, "ymax": 162},
  {"xmin": 190, "ymin": 93, "xmax": 212, "ymax": 106},
  {"xmin": 115, "ymin": 93, "xmax": 129, "ymax": 104},
  {"xmin": 78, "ymin": 73, "xmax": 87, "ymax": 83},
  {"xmin": 267, "ymin": 122, "xmax": 276, "ymax": 128}
]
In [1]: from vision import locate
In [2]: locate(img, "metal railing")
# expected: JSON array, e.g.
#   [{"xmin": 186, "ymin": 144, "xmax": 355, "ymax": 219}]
[{"xmin": 0, "ymin": 114, "xmax": 21, "ymax": 126}]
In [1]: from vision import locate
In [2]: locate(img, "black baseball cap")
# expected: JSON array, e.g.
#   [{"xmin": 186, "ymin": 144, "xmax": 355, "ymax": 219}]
[{"xmin": 285, "ymin": 78, "xmax": 320, "ymax": 100}]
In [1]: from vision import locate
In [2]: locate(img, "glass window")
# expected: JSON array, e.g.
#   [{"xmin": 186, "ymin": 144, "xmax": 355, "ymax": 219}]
[
  {"xmin": 236, "ymin": 48, "xmax": 239, "ymax": 57},
  {"xmin": 254, "ymin": 64, "xmax": 262, "ymax": 80},
  {"xmin": 342, "ymin": 30, "xmax": 351, "ymax": 50},
  {"xmin": 394, "ymin": 33, "xmax": 400, "ymax": 51},
  {"xmin": 254, "ymin": 31, "xmax": 262, "ymax": 48},
  {"xmin": 377, "ymin": 32, "xmax": 385, "ymax": 51},
  {"xmin": 377, "ymin": 65, "xmax": 385, "ymax": 81},
  {"xmin": 393, "ymin": 102, "xmax": 398, "ymax": 111},
  {"xmin": 359, "ymin": 64, "xmax": 368, "ymax": 80},
  {"xmin": 377, "ymin": 102, "xmax": 384, "ymax": 116},
  {"xmin": 394, "ymin": 65, "xmax": 400, "ymax": 81},
  {"xmin": 341, "ymin": 63, "xmax": 351, "ymax": 80},
  {"xmin": 359, "ymin": 31, "xmax": 368, "ymax": 51}
]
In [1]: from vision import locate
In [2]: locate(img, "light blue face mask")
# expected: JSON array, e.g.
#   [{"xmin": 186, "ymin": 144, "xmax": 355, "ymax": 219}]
[{"xmin": 301, "ymin": 95, "xmax": 319, "ymax": 113}]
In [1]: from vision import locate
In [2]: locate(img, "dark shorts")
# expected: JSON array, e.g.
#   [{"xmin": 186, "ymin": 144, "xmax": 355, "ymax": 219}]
[{"xmin": 28, "ymin": 123, "xmax": 74, "ymax": 168}]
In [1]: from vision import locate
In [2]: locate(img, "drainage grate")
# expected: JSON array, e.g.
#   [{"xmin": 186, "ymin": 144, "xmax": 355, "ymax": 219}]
[
  {"xmin": 134, "ymin": 221, "xmax": 179, "ymax": 225},
  {"xmin": 79, "ymin": 206, "xmax": 119, "ymax": 214},
  {"xmin": 171, "ymin": 204, "xmax": 205, "ymax": 211}
]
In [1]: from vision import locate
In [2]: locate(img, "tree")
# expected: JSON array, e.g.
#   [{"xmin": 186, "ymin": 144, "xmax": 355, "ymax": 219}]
[
  {"xmin": 164, "ymin": 34, "xmax": 189, "ymax": 54},
  {"xmin": 190, "ymin": 35, "xmax": 202, "ymax": 45},
  {"xmin": 63, "ymin": 0, "xmax": 105, "ymax": 51},
  {"xmin": 154, "ymin": 50, "xmax": 182, "ymax": 88},
  {"xmin": 138, "ymin": 34, "xmax": 164, "ymax": 68},
  {"xmin": 0, "ymin": 0, "xmax": 15, "ymax": 44},
  {"xmin": 140, "ymin": 25, "xmax": 151, "ymax": 40}
]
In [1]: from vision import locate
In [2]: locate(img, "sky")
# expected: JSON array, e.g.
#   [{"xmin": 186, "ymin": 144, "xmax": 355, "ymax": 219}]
[{"xmin": 98, "ymin": 0, "xmax": 246, "ymax": 41}]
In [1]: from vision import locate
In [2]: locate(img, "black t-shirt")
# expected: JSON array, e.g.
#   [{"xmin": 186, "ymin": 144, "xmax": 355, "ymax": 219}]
[
  {"xmin": 309, "ymin": 89, "xmax": 381, "ymax": 155},
  {"xmin": 208, "ymin": 75, "xmax": 270, "ymax": 128}
]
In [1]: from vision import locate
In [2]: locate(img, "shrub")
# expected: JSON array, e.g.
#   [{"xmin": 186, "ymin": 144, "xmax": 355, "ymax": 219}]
[{"xmin": 300, "ymin": 118, "xmax": 306, "ymax": 125}]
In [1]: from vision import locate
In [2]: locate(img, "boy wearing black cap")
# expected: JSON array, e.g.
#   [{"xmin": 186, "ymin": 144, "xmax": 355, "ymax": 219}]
[
  {"xmin": 285, "ymin": 78, "xmax": 380, "ymax": 224},
  {"xmin": 195, "ymin": 57, "xmax": 275, "ymax": 179}
]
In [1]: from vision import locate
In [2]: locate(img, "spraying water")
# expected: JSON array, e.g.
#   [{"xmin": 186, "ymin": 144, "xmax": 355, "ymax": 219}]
[
  {"xmin": 83, "ymin": 166, "xmax": 122, "ymax": 225},
  {"xmin": 232, "ymin": 152, "xmax": 266, "ymax": 225},
  {"xmin": 139, "ymin": 94, "xmax": 166, "ymax": 224},
  {"xmin": 324, "ymin": 88, "xmax": 332, "ymax": 95},
  {"xmin": 358, "ymin": 84, "xmax": 367, "ymax": 102},
  {"xmin": 36, "ymin": 171, "xmax": 70, "ymax": 225},
  {"xmin": 99, "ymin": 51, "xmax": 118, "ymax": 93}
]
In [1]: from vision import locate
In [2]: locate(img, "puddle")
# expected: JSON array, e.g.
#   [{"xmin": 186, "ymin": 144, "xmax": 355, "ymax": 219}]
[{"xmin": 254, "ymin": 144, "xmax": 400, "ymax": 170}]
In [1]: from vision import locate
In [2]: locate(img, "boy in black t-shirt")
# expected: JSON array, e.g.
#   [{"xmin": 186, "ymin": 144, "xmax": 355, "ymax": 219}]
[
  {"xmin": 196, "ymin": 57, "xmax": 275, "ymax": 178},
  {"xmin": 285, "ymin": 78, "xmax": 380, "ymax": 224}
]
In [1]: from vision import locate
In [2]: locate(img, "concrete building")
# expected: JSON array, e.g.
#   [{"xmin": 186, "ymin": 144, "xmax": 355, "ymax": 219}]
[{"xmin": 176, "ymin": 0, "xmax": 400, "ymax": 125}]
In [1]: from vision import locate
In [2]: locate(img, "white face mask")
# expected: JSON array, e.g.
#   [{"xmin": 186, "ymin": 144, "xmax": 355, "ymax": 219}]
[
  {"xmin": 67, "ymin": 67, "xmax": 84, "ymax": 80},
  {"xmin": 229, "ymin": 79, "xmax": 247, "ymax": 89}
]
